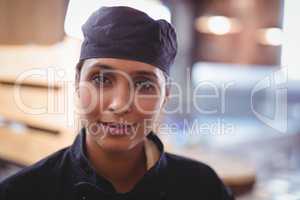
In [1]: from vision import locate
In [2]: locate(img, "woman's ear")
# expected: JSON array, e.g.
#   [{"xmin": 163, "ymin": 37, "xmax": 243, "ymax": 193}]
[
  {"xmin": 155, "ymin": 88, "xmax": 170, "ymax": 133},
  {"xmin": 75, "ymin": 60, "xmax": 84, "ymax": 99},
  {"xmin": 75, "ymin": 73, "xmax": 80, "ymax": 98},
  {"xmin": 163, "ymin": 87, "xmax": 171, "ymax": 104},
  {"xmin": 162, "ymin": 87, "xmax": 170, "ymax": 108}
]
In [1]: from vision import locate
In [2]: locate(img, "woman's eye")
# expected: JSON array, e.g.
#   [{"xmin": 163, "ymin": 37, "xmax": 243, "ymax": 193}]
[
  {"xmin": 91, "ymin": 74, "xmax": 111, "ymax": 86},
  {"xmin": 135, "ymin": 80, "xmax": 157, "ymax": 93}
]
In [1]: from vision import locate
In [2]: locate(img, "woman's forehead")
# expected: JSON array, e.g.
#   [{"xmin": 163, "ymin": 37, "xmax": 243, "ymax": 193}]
[{"xmin": 83, "ymin": 58, "xmax": 162, "ymax": 75}]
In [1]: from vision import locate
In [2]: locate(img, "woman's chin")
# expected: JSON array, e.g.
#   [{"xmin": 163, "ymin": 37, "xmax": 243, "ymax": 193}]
[{"xmin": 94, "ymin": 135, "xmax": 142, "ymax": 153}]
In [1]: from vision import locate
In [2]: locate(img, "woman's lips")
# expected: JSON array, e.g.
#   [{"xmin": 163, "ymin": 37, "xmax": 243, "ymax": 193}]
[{"xmin": 99, "ymin": 122, "xmax": 136, "ymax": 136}]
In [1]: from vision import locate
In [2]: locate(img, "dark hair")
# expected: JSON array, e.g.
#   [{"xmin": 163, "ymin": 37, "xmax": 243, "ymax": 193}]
[{"xmin": 75, "ymin": 60, "xmax": 84, "ymax": 83}]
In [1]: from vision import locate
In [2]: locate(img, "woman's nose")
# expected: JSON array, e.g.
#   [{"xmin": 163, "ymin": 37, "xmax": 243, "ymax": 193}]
[{"xmin": 107, "ymin": 83, "xmax": 133, "ymax": 114}]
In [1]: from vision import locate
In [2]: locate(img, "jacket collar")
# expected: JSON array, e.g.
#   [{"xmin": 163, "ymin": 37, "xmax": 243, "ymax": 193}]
[{"xmin": 69, "ymin": 127, "xmax": 168, "ymax": 198}]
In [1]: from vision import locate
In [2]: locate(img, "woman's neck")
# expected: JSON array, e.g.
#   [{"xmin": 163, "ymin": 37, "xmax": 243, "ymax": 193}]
[{"xmin": 85, "ymin": 136, "xmax": 147, "ymax": 193}]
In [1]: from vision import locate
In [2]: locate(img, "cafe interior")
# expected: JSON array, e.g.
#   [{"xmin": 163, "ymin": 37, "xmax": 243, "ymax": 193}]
[{"xmin": 0, "ymin": 0, "xmax": 299, "ymax": 199}]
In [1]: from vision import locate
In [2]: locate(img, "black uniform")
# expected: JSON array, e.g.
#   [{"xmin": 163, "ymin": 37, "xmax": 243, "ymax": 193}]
[{"xmin": 0, "ymin": 128, "xmax": 234, "ymax": 200}]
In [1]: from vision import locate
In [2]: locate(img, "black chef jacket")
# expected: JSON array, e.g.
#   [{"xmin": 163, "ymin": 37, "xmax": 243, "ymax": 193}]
[{"xmin": 0, "ymin": 128, "xmax": 235, "ymax": 200}]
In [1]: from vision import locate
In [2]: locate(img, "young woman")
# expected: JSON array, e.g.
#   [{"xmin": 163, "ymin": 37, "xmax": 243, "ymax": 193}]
[{"xmin": 0, "ymin": 6, "xmax": 234, "ymax": 200}]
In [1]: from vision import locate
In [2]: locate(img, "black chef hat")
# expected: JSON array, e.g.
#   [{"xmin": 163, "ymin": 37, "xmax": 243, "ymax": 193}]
[{"xmin": 79, "ymin": 6, "xmax": 178, "ymax": 75}]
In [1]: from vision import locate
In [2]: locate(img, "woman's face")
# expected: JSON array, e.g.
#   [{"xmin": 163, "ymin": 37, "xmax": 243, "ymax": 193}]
[{"xmin": 76, "ymin": 58, "xmax": 169, "ymax": 152}]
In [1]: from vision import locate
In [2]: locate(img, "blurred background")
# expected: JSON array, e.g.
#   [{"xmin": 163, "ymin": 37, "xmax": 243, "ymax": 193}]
[{"xmin": 0, "ymin": 0, "xmax": 300, "ymax": 199}]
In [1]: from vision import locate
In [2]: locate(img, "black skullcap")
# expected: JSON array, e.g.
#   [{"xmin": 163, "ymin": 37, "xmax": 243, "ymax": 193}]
[{"xmin": 79, "ymin": 6, "xmax": 177, "ymax": 75}]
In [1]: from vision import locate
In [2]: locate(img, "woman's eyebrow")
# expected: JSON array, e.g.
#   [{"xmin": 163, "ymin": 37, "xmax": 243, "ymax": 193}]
[
  {"xmin": 90, "ymin": 63, "xmax": 114, "ymax": 70},
  {"xmin": 132, "ymin": 71, "xmax": 159, "ymax": 80},
  {"xmin": 89, "ymin": 64, "xmax": 159, "ymax": 80}
]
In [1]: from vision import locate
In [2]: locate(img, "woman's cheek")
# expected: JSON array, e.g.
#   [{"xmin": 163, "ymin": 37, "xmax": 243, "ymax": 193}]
[
  {"xmin": 79, "ymin": 87, "xmax": 102, "ymax": 118},
  {"xmin": 134, "ymin": 96, "xmax": 162, "ymax": 115},
  {"xmin": 79, "ymin": 88, "xmax": 92, "ymax": 109},
  {"xmin": 134, "ymin": 95, "xmax": 162, "ymax": 111},
  {"xmin": 134, "ymin": 95, "xmax": 165, "ymax": 132}
]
